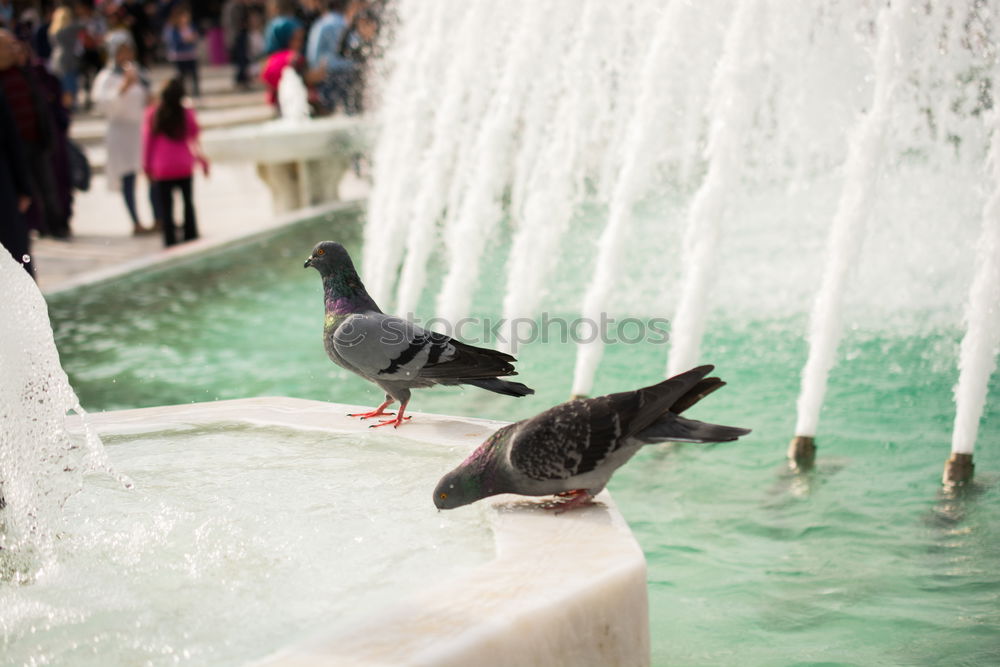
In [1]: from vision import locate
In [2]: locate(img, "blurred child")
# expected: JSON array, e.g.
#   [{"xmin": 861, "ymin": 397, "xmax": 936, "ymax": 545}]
[
  {"xmin": 47, "ymin": 5, "xmax": 80, "ymax": 109},
  {"xmin": 75, "ymin": 0, "xmax": 106, "ymax": 111},
  {"xmin": 143, "ymin": 77, "xmax": 208, "ymax": 246},
  {"xmin": 163, "ymin": 5, "xmax": 199, "ymax": 97}
]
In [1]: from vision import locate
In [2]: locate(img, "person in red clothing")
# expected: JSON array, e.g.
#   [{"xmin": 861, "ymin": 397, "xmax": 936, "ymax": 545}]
[
  {"xmin": 142, "ymin": 76, "xmax": 209, "ymax": 247},
  {"xmin": 260, "ymin": 23, "xmax": 323, "ymax": 114},
  {"xmin": 260, "ymin": 23, "xmax": 303, "ymax": 108}
]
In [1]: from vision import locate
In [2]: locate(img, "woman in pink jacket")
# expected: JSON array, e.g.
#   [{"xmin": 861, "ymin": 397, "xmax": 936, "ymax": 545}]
[{"xmin": 142, "ymin": 77, "xmax": 209, "ymax": 247}]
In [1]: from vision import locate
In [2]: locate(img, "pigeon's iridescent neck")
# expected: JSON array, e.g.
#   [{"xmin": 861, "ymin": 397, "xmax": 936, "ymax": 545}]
[
  {"xmin": 322, "ymin": 272, "xmax": 378, "ymax": 316},
  {"xmin": 325, "ymin": 295, "xmax": 358, "ymax": 315},
  {"xmin": 463, "ymin": 431, "xmax": 512, "ymax": 494}
]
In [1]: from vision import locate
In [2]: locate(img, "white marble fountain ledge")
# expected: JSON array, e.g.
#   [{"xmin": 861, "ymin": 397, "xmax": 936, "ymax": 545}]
[
  {"xmin": 73, "ymin": 397, "xmax": 650, "ymax": 667},
  {"xmin": 200, "ymin": 116, "xmax": 371, "ymax": 214}
]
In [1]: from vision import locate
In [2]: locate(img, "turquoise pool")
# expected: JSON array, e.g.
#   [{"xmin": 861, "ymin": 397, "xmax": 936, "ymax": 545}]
[{"xmin": 47, "ymin": 210, "xmax": 1000, "ymax": 666}]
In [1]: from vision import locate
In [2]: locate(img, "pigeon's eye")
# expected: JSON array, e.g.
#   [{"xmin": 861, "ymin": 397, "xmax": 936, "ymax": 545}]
[
  {"xmin": 439, "ymin": 492, "xmax": 448, "ymax": 500},
  {"xmin": 316, "ymin": 248, "xmax": 326, "ymax": 256}
]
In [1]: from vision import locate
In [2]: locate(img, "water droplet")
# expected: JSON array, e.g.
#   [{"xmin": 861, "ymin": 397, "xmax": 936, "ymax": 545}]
[{"xmin": 21, "ymin": 254, "xmax": 30, "ymax": 264}]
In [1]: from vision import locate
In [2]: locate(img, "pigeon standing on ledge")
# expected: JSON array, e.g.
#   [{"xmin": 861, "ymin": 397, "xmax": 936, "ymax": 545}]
[
  {"xmin": 304, "ymin": 241, "xmax": 534, "ymax": 428},
  {"xmin": 433, "ymin": 365, "xmax": 750, "ymax": 511}
]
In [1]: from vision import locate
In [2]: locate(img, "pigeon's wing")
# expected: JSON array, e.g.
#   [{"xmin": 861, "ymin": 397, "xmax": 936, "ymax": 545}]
[
  {"xmin": 507, "ymin": 366, "xmax": 719, "ymax": 481},
  {"xmin": 507, "ymin": 399, "xmax": 626, "ymax": 481},
  {"xmin": 332, "ymin": 313, "xmax": 520, "ymax": 383},
  {"xmin": 331, "ymin": 313, "xmax": 453, "ymax": 381},
  {"xmin": 414, "ymin": 338, "xmax": 520, "ymax": 380}
]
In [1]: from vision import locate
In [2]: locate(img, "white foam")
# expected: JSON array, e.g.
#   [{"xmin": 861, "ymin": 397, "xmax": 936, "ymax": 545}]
[{"xmin": 0, "ymin": 252, "xmax": 123, "ymax": 577}]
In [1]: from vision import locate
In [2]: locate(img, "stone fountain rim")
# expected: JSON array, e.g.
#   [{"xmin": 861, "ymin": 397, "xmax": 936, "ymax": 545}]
[{"xmin": 70, "ymin": 396, "xmax": 649, "ymax": 667}]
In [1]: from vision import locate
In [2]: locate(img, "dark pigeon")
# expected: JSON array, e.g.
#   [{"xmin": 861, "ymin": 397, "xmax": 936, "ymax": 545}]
[
  {"xmin": 433, "ymin": 365, "xmax": 750, "ymax": 511},
  {"xmin": 304, "ymin": 241, "xmax": 534, "ymax": 427}
]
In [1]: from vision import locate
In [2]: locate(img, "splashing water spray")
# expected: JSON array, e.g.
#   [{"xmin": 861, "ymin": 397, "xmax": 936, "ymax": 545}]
[
  {"xmin": 366, "ymin": 0, "xmax": 995, "ymax": 486},
  {"xmin": 0, "ymin": 252, "xmax": 130, "ymax": 581}
]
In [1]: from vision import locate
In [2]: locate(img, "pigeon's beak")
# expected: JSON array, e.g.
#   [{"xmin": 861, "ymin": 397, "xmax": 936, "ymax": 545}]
[{"xmin": 303, "ymin": 256, "xmax": 313, "ymax": 268}]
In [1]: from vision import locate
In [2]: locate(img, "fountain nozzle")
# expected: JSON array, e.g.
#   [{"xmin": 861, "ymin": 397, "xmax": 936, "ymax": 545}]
[
  {"xmin": 787, "ymin": 435, "xmax": 816, "ymax": 472},
  {"xmin": 942, "ymin": 452, "xmax": 974, "ymax": 488}
]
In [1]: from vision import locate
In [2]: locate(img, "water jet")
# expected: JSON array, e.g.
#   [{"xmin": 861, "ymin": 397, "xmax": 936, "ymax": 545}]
[{"xmin": 944, "ymin": 110, "xmax": 1000, "ymax": 489}]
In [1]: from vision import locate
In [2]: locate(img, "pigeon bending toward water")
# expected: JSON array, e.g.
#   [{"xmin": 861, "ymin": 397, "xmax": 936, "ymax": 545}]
[
  {"xmin": 433, "ymin": 365, "xmax": 750, "ymax": 512},
  {"xmin": 304, "ymin": 241, "xmax": 534, "ymax": 428}
]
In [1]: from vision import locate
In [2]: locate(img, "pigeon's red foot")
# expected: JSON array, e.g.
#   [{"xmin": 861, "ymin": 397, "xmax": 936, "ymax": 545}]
[
  {"xmin": 348, "ymin": 408, "xmax": 395, "ymax": 419},
  {"xmin": 552, "ymin": 489, "xmax": 594, "ymax": 514},
  {"xmin": 369, "ymin": 415, "xmax": 412, "ymax": 429},
  {"xmin": 367, "ymin": 402, "xmax": 410, "ymax": 429},
  {"xmin": 348, "ymin": 400, "xmax": 395, "ymax": 420}
]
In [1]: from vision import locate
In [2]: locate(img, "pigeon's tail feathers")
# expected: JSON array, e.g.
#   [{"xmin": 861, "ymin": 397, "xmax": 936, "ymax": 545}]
[
  {"xmin": 452, "ymin": 339, "xmax": 517, "ymax": 364},
  {"xmin": 465, "ymin": 378, "xmax": 536, "ymax": 397},
  {"xmin": 608, "ymin": 365, "xmax": 715, "ymax": 437},
  {"xmin": 671, "ymin": 377, "xmax": 726, "ymax": 414},
  {"xmin": 637, "ymin": 414, "xmax": 751, "ymax": 444}
]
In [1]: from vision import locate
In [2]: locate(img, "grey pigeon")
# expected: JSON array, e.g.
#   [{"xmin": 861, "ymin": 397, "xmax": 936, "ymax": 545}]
[
  {"xmin": 304, "ymin": 241, "xmax": 534, "ymax": 427},
  {"xmin": 433, "ymin": 365, "xmax": 750, "ymax": 511}
]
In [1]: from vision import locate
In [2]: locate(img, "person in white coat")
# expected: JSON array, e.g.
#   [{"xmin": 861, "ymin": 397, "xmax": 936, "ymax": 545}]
[{"xmin": 91, "ymin": 36, "xmax": 154, "ymax": 235}]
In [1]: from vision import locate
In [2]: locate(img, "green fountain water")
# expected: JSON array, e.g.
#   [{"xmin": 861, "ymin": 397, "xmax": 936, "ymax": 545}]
[{"xmin": 45, "ymin": 210, "xmax": 1000, "ymax": 666}]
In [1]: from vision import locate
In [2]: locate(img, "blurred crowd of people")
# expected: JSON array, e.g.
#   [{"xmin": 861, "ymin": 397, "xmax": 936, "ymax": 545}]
[
  {"xmin": 247, "ymin": 0, "xmax": 382, "ymax": 116},
  {"xmin": 2, "ymin": 0, "xmax": 383, "ymax": 114},
  {"xmin": 8, "ymin": 1, "xmax": 213, "ymax": 111},
  {"xmin": 0, "ymin": 0, "xmax": 380, "ymax": 279},
  {"xmin": 0, "ymin": 1, "xmax": 218, "ymax": 277}
]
